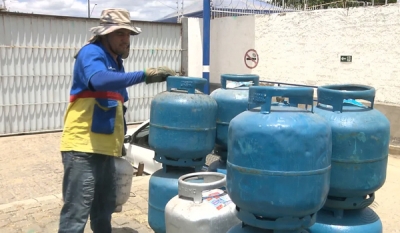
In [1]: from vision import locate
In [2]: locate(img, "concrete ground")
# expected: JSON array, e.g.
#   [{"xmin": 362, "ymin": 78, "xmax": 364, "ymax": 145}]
[
  {"xmin": 0, "ymin": 125, "xmax": 153, "ymax": 233},
  {"xmin": 0, "ymin": 128, "xmax": 399, "ymax": 232}
]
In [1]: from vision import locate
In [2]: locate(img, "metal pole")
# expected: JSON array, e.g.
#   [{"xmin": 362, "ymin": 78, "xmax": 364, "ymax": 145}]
[
  {"xmin": 88, "ymin": 0, "xmax": 91, "ymax": 18},
  {"xmin": 202, "ymin": 0, "xmax": 211, "ymax": 94},
  {"xmin": 91, "ymin": 4, "xmax": 97, "ymax": 17}
]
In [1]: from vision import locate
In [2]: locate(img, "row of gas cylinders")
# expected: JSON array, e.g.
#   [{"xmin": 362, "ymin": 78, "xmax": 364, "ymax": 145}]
[{"xmin": 146, "ymin": 75, "xmax": 390, "ymax": 233}]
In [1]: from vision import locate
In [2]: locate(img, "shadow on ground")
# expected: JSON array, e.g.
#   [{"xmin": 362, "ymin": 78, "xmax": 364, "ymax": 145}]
[{"xmin": 112, "ymin": 227, "xmax": 139, "ymax": 233}]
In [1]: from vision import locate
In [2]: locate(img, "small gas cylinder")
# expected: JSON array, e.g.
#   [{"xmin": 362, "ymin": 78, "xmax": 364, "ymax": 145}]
[
  {"xmin": 227, "ymin": 86, "xmax": 332, "ymax": 231},
  {"xmin": 165, "ymin": 172, "xmax": 240, "ymax": 233},
  {"xmin": 314, "ymin": 84, "xmax": 390, "ymax": 209},
  {"xmin": 148, "ymin": 166, "xmax": 196, "ymax": 233},
  {"xmin": 149, "ymin": 76, "xmax": 217, "ymax": 168},
  {"xmin": 308, "ymin": 207, "xmax": 382, "ymax": 233},
  {"xmin": 228, "ymin": 222, "xmax": 310, "ymax": 233},
  {"xmin": 210, "ymin": 74, "xmax": 260, "ymax": 159}
]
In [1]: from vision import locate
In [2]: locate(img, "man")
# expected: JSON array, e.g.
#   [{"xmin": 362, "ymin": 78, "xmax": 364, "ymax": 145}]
[{"xmin": 58, "ymin": 8, "xmax": 175, "ymax": 233}]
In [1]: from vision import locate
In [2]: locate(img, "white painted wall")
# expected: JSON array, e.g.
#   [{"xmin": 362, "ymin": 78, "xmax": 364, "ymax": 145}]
[
  {"xmin": 185, "ymin": 4, "xmax": 400, "ymax": 105},
  {"xmin": 184, "ymin": 18, "xmax": 204, "ymax": 78},
  {"xmin": 253, "ymin": 4, "xmax": 400, "ymax": 105},
  {"xmin": 210, "ymin": 16, "xmax": 256, "ymax": 84},
  {"xmin": 183, "ymin": 16, "xmax": 256, "ymax": 84}
]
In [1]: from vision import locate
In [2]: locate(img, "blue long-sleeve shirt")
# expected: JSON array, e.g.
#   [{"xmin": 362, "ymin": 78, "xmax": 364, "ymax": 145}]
[{"xmin": 69, "ymin": 41, "xmax": 145, "ymax": 135}]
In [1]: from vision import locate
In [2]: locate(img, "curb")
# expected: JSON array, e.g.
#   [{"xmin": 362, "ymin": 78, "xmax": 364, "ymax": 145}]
[{"xmin": 389, "ymin": 145, "xmax": 400, "ymax": 156}]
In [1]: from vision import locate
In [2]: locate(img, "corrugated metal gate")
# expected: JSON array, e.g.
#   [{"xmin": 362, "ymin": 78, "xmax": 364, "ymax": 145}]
[{"xmin": 0, "ymin": 12, "xmax": 181, "ymax": 135}]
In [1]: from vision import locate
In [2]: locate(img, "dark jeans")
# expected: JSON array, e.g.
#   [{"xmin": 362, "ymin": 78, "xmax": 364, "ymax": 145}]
[{"xmin": 58, "ymin": 151, "xmax": 117, "ymax": 233}]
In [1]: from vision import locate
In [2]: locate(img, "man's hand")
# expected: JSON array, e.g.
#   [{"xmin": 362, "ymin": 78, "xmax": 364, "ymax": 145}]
[{"xmin": 144, "ymin": 66, "xmax": 175, "ymax": 84}]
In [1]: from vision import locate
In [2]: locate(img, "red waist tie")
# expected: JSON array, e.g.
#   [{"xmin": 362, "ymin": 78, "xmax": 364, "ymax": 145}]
[{"xmin": 70, "ymin": 90, "xmax": 124, "ymax": 103}]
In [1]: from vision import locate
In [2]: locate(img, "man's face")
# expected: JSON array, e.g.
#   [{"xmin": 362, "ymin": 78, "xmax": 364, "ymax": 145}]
[{"xmin": 107, "ymin": 29, "xmax": 131, "ymax": 56}]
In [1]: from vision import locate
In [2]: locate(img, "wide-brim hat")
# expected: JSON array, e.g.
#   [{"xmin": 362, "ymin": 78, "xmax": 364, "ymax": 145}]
[{"xmin": 87, "ymin": 8, "xmax": 142, "ymax": 43}]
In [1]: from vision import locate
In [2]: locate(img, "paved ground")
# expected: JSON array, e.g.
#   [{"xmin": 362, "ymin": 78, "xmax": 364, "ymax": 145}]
[
  {"xmin": 0, "ymin": 176, "xmax": 152, "ymax": 233},
  {"xmin": 0, "ymin": 127, "xmax": 399, "ymax": 232},
  {"xmin": 0, "ymin": 125, "xmax": 153, "ymax": 233}
]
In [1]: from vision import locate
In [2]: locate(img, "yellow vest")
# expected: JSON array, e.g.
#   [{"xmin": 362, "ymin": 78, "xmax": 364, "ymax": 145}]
[{"xmin": 60, "ymin": 90, "xmax": 125, "ymax": 157}]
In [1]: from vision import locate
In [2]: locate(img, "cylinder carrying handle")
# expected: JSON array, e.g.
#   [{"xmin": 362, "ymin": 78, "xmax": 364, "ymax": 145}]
[
  {"xmin": 167, "ymin": 76, "xmax": 206, "ymax": 94},
  {"xmin": 221, "ymin": 74, "xmax": 260, "ymax": 89},
  {"xmin": 317, "ymin": 84, "xmax": 375, "ymax": 112},
  {"xmin": 248, "ymin": 86, "xmax": 315, "ymax": 114},
  {"xmin": 178, "ymin": 172, "xmax": 226, "ymax": 204}
]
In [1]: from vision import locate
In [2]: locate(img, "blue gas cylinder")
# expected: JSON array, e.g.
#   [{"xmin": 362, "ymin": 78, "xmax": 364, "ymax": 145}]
[
  {"xmin": 308, "ymin": 207, "xmax": 382, "ymax": 233},
  {"xmin": 227, "ymin": 86, "xmax": 332, "ymax": 231},
  {"xmin": 210, "ymin": 74, "xmax": 260, "ymax": 159},
  {"xmin": 208, "ymin": 74, "xmax": 259, "ymax": 175},
  {"xmin": 314, "ymin": 84, "xmax": 390, "ymax": 209},
  {"xmin": 148, "ymin": 166, "xmax": 196, "ymax": 233},
  {"xmin": 228, "ymin": 222, "xmax": 311, "ymax": 233},
  {"xmin": 149, "ymin": 76, "xmax": 217, "ymax": 168}
]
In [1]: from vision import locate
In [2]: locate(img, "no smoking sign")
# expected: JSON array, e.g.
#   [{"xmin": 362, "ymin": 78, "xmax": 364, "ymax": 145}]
[{"xmin": 244, "ymin": 49, "xmax": 259, "ymax": 69}]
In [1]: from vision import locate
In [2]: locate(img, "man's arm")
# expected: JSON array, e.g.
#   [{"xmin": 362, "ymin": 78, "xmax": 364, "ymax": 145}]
[
  {"xmin": 77, "ymin": 45, "xmax": 176, "ymax": 91},
  {"xmin": 89, "ymin": 71, "xmax": 145, "ymax": 91},
  {"xmin": 77, "ymin": 46, "xmax": 145, "ymax": 91},
  {"xmin": 90, "ymin": 66, "xmax": 177, "ymax": 90}
]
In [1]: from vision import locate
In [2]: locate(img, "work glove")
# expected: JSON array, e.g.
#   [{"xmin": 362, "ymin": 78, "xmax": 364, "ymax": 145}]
[{"xmin": 144, "ymin": 66, "xmax": 175, "ymax": 84}]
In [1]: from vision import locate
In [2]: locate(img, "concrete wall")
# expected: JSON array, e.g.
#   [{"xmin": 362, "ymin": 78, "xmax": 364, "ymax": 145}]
[
  {"xmin": 181, "ymin": 18, "xmax": 203, "ymax": 77},
  {"xmin": 182, "ymin": 16, "xmax": 256, "ymax": 83},
  {"xmin": 183, "ymin": 4, "xmax": 400, "ymax": 149},
  {"xmin": 253, "ymin": 4, "xmax": 400, "ymax": 105},
  {"xmin": 252, "ymin": 4, "xmax": 400, "ymax": 148},
  {"xmin": 375, "ymin": 103, "xmax": 400, "ymax": 147},
  {"xmin": 210, "ymin": 16, "xmax": 256, "ymax": 84}
]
